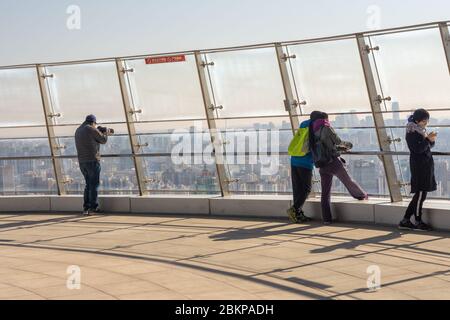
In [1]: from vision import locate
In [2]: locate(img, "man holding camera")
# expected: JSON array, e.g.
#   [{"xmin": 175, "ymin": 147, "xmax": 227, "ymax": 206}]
[{"xmin": 75, "ymin": 114, "xmax": 113, "ymax": 215}]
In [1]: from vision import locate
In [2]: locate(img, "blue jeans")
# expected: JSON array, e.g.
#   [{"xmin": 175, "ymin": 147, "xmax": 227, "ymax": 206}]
[{"xmin": 80, "ymin": 161, "xmax": 101, "ymax": 211}]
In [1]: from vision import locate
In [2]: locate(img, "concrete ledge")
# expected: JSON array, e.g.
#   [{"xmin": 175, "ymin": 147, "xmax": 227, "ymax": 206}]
[
  {"xmin": 99, "ymin": 196, "xmax": 130, "ymax": 213},
  {"xmin": 50, "ymin": 196, "xmax": 83, "ymax": 212},
  {"xmin": 130, "ymin": 195, "xmax": 212, "ymax": 215},
  {"xmin": 0, "ymin": 195, "xmax": 449, "ymax": 231},
  {"xmin": 375, "ymin": 201, "xmax": 450, "ymax": 231},
  {"xmin": 49, "ymin": 196, "xmax": 131, "ymax": 213},
  {"xmin": 332, "ymin": 198, "xmax": 390, "ymax": 223},
  {"xmin": 302, "ymin": 198, "xmax": 325, "ymax": 220},
  {"xmin": 0, "ymin": 196, "xmax": 50, "ymax": 212},
  {"xmin": 210, "ymin": 195, "xmax": 292, "ymax": 218}
]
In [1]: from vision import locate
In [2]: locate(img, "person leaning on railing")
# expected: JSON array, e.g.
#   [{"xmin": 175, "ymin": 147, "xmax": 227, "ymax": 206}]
[
  {"xmin": 398, "ymin": 109, "xmax": 437, "ymax": 232},
  {"xmin": 309, "ymin": 112, "xmax": 368, "ymax": 225},
  {"xmin": 286, "ymin": 111, "xmax": 327, "ymax": 224},
  {"xmin": 75, "ymin": 114, "xmax": 113, "ymax": 216}
]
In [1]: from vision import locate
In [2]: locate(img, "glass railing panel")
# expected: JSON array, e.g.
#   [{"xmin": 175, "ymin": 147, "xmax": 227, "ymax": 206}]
[
  {"xmin": 60, "ymin": 157, "xmax": 138, "ymax": 195},
  {"xmin": 0, "ymin": 68, "xmax": 46, "ymax": 126},
  {"xmin": 369, "ymin": 28, "xmax": 450, "ymax": 110},
  {"xmin": 0, "ymin": 126, "xmax": 51, "ymax": 157},
  {"xmin": 53, "ymin": 124, "xmax": 132, "ymax": 156},
  {"xmin": 287, "ymin": 39, "xmax": 372, "ymax": 114},
  {"xmin": 205, "ymin": 48, "xmax": 286, "ymax": 118},
  {"xmin": 46, "ymin": 62, "xmax": 126, "ymax": 124},
  {"xmin": 394, "ymin": 155, "xmax": 450, "ymax": 199},
  {"xmin": 0, "ymin": 159, "xmax": 57, "ymax": 195},
  {"xmin": 125, "ymin": 55, "xmax": 206, "ymax": 121},
  {"xmin": 141, "ymin": 156, "xmax": 220, "ymax": 194},
  {"xmin": 314, "ymin": 155, "xmax": 389, "ymax": 196}
]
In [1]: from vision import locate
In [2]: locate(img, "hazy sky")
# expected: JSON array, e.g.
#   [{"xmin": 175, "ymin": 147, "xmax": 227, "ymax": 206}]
[{"xmin": 0, "ymin": 0, "xmax": 449, "ymax": 66}]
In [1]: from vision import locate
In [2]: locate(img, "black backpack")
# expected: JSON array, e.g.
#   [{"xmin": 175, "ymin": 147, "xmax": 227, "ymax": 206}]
[{"xmin": 310, "ymin": 127, "xmax": 334, "ymax": 168}]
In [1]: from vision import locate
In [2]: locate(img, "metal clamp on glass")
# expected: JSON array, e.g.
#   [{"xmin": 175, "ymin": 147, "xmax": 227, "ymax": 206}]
[
  {"xmin": 375, "ymin": 95, "xmax": 392, "ymax": 104},
  {"xmin": 135, "ymin": 142, "xmax": 149, "ymax": 149},
  {"xmin": 208, "ymin": 104, "xmax": 224, "ymax": 111},
  {"xmin": 225, "ymin": 179, "xmax": 240, "ymax": 184},
  {"xmin": 217, "ymin": 140, "xmax": 230, "ymax": 146},
  {"xmin": 312, "ymin": 179, "xmax": 321, "ymax": 184},
  {"xmin": 54, "ymin": 145, "xmax": 67, "ymax": 150},
  {"xmin": 364, "ymin": 45, "xmax": 380, "ymax": 53},
  {"xmin": 284, "ymin": 99, "xmax": 304, "ymax": 111},
  {"xmin": 387, "ymin": 137, "xmax": 402, "ymax": 144},
  {"xmin": 41, "ymin": 74, "xmax": 54, "ymax": 79},
  {"xmin": 61, "ymin": 178, "xmax": 74, "ymax": 185},
  {"xmin": 143, "ymin": 178, "xmax": 160, "ymax": 184},
  {"xmin": 281, "ymin": 53, "xmax": 296, "ymax": 61},
  {"xmin": 201, "ymin": 61, "xmax": 214, "ymax": 67},
  {"xmin": 399, "ymin": 181, "xmax": 411, "ymax": 187},
  {"xmin": 122, "ymin": 68, "xmax": 135, "ymax": 73},
  {"xmin": 48, "ymin": 113, "xmax": 61, "ymax": 118},
  {"xmin": 129, "ymin": 109, "xmax": 143, "ymax": 115}
]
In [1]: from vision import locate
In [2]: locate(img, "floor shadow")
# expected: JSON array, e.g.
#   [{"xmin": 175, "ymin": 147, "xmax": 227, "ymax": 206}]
[
  {"xmin": 0, "ymin": 215, "xmax": 97, "ymax": 232},
  {"xmin": 310, "ymin": 231, "xmax": 401, "ymax": 254},
  {"xmin": 0, "ymin": 241, "xmax": 328, "ymax": 300},
  {"xmin": 209, "ymin": 223, "xmax": 321, "ymax": 241}
]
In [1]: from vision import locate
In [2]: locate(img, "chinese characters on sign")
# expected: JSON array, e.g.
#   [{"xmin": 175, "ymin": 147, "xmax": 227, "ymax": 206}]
[{"xmin": 145, "ymin": 55, "xmax": 186, "ymax": 64}]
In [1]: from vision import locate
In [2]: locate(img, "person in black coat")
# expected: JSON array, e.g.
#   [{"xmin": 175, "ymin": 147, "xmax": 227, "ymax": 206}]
[{"xmin": 399, "ymin": 109, "xmax": 437, "ymax": 231}]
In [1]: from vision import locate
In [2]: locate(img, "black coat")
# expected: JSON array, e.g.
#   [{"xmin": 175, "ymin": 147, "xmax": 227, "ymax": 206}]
[{"xmin": 406, "ymin": 131, "xmax": 437, "ymax": 193}]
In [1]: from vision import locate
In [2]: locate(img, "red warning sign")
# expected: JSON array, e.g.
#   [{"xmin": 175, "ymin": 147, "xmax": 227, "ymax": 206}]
[{"xmin": 145, "ymin": 55, "xmax": 186, "ymax": 65}]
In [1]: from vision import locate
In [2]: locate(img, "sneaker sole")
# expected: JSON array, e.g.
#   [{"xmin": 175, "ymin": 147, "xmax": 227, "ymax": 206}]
[{"xmin": 398, "ymin": 226, "xmax": 415, "ymax": 231}]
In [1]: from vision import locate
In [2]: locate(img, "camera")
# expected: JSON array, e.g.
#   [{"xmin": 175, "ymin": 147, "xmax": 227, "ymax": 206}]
[{"xmin": 97, "ymin": 126, "xmax": 115, "ymax": 135}]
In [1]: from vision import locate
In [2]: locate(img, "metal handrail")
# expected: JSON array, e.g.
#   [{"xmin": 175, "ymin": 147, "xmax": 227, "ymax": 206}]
[{"xmin": 1, "ymin": 150, "xmax": 450, "ymax": 162}]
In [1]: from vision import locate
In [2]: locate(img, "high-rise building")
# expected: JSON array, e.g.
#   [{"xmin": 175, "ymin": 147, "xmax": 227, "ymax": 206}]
[
  {"xmin": 0, "ymin": 164, "xmax": 15, "ymax": 193},
  {"xmin": 392, "ymin": 101, "xmax": 400, "ymax": 123}
]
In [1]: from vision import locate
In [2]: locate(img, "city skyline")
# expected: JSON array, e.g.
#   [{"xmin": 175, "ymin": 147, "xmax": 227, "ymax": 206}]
[{"xmin": 1, "ymin": 112, "xmax": 450, "ymax": 199}]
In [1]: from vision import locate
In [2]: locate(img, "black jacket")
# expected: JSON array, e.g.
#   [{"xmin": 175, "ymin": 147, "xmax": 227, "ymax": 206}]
[
  {"xmin": 75, "ymin": 122, "xmax": 108, "ymax": 163},
  {"xmin": 406, "ymin": 131, "xmax": 437, "ymax": 193}
]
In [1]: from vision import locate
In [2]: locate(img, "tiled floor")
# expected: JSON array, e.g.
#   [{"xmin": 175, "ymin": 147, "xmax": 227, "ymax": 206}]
[{"xmin": 0, "ymin": 213, "xmax": 448, "ymax": 300}]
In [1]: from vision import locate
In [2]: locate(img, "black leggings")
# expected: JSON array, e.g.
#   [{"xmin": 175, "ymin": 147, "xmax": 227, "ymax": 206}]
[{"xmin": 404, "ymin": 191, "xmax": 428, "ymax": 222}]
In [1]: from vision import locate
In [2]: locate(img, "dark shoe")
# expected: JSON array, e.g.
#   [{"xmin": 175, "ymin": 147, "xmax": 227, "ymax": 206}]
[
  {"xmin": 323, "ymin": 220, "xmax": 332, "ymax": 225},
  {"xmin": 357, "ymin": 193, "xmax": 369, "ymax": 201},
  {"xmin": 82, "ymin": 210, "xmax": 90, "ymax": 216},
  {"xmin": 287, "ymin": 207, "xmax": 298, "ymax": 224},
  {"xmin": 415, "ymin": 222, "xmax": 432, "ymax": 232},
  {"xmin": 90, "ymin": 207, "xmax": 103, "ymax": 214},
  {"xmin": 297, "ymin": 211, "xmax": 313, "ymax": 223},
  {"xmin": 398, "ymin": 219, "xmax": 416, "ymax": 231}
]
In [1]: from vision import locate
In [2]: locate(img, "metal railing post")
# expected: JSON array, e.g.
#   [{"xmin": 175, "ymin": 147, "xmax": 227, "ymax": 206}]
[
  {"xmin": 36, "ymin": 65, "xmax": 66, "ymax": 195},
  {"xmin": 115, "ymin": 59, "xmax": 148, "ymax": 196},
  {"xmin": 194, "ymin": 52, "xmax": 230, "ymax": 197},
  {"xmin": 439, "ymin": 23, "xmax": 450, "ymax": 75},
  {"xmin": 356, "ymin": 35, "xmax": 403, "ymax": 202},
  {"xmin": 275, "ymin": 43, "xmax": 301, "ymax": 134}
]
